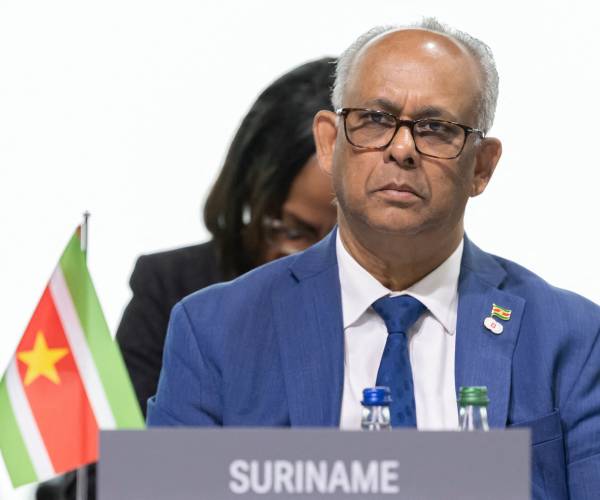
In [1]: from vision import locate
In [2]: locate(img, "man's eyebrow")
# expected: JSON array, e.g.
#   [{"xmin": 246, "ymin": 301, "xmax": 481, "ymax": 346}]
[
  {"xmin": 413, "ymin": 106, "xmax": 458, "ymax": 122},
  {"xmin": 362, "ymin": 98, "xmax": 401, "ymax": 114},
  {"xmin": 361, "ymin": 99, "xmax": 458, "ymax": 122}
]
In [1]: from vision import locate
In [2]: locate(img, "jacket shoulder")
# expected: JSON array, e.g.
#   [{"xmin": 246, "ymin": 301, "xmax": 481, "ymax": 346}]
[
  {"xmin": 130, "ymin": 240, "xmax": 222, "ymax": 298},
  {"xmin": 492, "ymin": 253, "xmax": 600, "ymax": 320},
  {"xmin": 179, "ymin": 252, "xmax": 295, "ymax": 316}
]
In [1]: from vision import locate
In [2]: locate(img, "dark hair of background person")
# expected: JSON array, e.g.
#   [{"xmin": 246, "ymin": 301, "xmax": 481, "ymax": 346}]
[{"xmin": 204, "ymin": 57, "xmax": 336, "ymax": 279}]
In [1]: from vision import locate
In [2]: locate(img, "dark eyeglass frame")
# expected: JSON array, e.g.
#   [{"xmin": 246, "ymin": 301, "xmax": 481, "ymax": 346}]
[
  {"xmin": 336, "ymin": 107, "xmax": 485, "ymax": 159},
  {"xmin": 262, "ymin": 215, "xmax": 320, "ymax": 244}
]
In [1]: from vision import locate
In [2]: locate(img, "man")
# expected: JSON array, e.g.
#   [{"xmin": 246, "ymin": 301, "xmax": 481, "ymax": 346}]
[{"xmin": 148, "ymin": 19, "xmax": 600, "ymax": 498}]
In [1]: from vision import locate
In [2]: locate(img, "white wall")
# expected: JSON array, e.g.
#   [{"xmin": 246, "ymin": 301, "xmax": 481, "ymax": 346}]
[{"xmin": 1, "ymin": 1, "xmax": 599, "ymax": 498}]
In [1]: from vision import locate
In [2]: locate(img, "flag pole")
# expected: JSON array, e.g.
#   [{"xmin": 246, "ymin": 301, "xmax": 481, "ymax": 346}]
[
  {"xmin": 76, "ymin": 211, "xmax": 90, "ymax": 500},
  {"xmin": 80, "ymin": 211, "xmax": 90, "ymax": 257}
]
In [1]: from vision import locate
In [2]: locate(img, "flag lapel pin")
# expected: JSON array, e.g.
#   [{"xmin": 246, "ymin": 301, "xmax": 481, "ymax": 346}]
[
  {"xmin": 491, "ymin": 304, "xmax": 512, "ymax": 321},
  {"xmin": 483, "ymin": 304, "xmax": 512, "ymax": 335}
]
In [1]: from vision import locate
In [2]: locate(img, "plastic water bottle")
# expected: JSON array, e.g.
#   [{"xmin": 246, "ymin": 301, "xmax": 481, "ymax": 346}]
[
  {"xmin": 361, "ymin": 386, "xmax": 392, "ymax": 430},
  {"xmin": 458, "ymin": 386, "xmax": 490, "ymax": 431}
]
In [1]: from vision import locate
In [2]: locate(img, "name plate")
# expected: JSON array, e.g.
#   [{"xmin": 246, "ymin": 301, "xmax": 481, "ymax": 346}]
[{"xmin": 99, "ymin": 428, "xmax": 530, "ymax": 500}]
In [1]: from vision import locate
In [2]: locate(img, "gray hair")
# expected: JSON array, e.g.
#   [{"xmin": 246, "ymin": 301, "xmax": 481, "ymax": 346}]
[{"xmin": 331, "ymin": 18, "xmax": 499, "ymax": 134}]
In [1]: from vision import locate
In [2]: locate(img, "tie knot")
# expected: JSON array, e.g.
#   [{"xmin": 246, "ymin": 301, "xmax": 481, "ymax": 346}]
[{"xmin": 372, "ymin": 295, "xmax": 426, "ymax": 335}]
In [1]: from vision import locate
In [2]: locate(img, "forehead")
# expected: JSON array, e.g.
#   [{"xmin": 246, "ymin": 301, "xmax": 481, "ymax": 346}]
[{"xmin": 345, "ymin": 29, "xmax": 482, "ymax": 119}]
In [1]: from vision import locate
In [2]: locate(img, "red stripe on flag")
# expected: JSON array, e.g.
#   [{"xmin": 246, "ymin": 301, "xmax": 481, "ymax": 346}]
[{"xmin": 16, "ymin": 286, "xmax": 99, "ymax": 473}]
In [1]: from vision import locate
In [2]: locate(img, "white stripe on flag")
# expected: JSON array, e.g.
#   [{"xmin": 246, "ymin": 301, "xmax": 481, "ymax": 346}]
[
  {"xmin": 49, "ymin": 268, "xmax": 116, "ymax": 429},
  {"xmin": 6, "ymin": 359, "xmax": 54, "ymax": 479}
]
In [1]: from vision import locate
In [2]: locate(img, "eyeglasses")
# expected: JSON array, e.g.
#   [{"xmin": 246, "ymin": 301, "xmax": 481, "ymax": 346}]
[
  {"xmin": 337, "ymin": 108, "xmax": 484, "ymax": 159},
  {"xmin": 262, "ymin": 216, "xmax": 321, "ymax": 255}
]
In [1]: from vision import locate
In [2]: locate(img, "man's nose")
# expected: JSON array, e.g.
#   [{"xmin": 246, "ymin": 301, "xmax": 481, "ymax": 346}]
[{"xmin": 383, "ymin": 125, "xmax": 418, "ymax": 168}]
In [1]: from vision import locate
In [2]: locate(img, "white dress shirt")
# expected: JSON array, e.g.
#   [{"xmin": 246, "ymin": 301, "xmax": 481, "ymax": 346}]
[{"xmin": 337, "ymin": 232, "xmax": 463, "ymax": 430}]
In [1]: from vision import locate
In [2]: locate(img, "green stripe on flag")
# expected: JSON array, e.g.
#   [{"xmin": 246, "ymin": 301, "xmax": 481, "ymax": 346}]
[
  {"xmin": 0, "ymin": 379, "xmax": 37, "ymax": 487},
  {"xmin": 59, "ymin": 234, "xmax": 144, "ymax": 428}
]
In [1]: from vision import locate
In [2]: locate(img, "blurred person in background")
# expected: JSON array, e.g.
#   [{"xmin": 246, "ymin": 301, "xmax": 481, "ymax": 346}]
[
  {"xmin": 36, "ymin": 56, "xmax": 337, "ymax": 500},
  {"xmin": 117, "ymin": 56, "xmax": 337, "ymax": 417}
]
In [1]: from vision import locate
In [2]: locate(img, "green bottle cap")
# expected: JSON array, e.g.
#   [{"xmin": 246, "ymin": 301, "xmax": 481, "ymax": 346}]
[{"xmin": 458, "ymin": 386, "xmax": 490, "ymax": 407}]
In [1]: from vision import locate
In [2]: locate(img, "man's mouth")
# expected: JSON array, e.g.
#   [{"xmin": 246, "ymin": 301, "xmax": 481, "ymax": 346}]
[{"xmin": 375, "ymin": 182, "xmax": 423, "ymax": 202}]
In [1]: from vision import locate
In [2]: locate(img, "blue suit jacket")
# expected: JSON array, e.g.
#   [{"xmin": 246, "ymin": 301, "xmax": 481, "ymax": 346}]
[{"xmin": 147, "ymin": 231, "xmax": 600, "ymax": 499}]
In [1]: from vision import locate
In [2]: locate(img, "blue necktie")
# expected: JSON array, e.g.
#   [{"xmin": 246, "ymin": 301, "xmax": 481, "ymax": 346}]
[{"xmin": 372, "ymin": 295, "xmax": 426, "ymax": 428}]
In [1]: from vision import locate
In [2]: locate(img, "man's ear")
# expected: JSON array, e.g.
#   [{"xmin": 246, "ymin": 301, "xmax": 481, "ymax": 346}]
[
  {"xmin": 471, "ymin": 137, "xmax": 502, "ymax": 197},
  {"xmin": 313, "ymin": 110, "xmax": 339, "ymax": 176}
]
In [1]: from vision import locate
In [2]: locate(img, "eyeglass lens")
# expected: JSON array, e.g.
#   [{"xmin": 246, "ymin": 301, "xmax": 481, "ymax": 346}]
[
  {"xmin": 263, "ymin": 217, "xmax": 319, "ymax": 255},
  {"xmin": 344, "ymin": 109, "xmax": 467, "ymax": 159}
]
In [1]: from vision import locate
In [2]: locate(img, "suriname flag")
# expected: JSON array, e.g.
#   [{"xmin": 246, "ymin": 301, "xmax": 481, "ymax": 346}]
[
  {"xmin": 0, "ymin": 229, "xmax": 144, "ymax": 487},
  {"xmin": 491, "ymin": 303, "xmax": 512, "ymax": 321}
]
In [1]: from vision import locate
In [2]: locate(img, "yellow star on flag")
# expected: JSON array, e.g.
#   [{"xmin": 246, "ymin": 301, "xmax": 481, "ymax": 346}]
[{"xmin": 17, "ymin": 331, "xmax": 69, "ymax": 386}]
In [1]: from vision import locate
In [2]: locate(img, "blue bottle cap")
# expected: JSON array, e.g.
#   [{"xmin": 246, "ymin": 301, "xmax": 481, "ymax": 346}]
[{"xmin": 362, "ymin": 386, "xmax": 392, "ymax": 406}]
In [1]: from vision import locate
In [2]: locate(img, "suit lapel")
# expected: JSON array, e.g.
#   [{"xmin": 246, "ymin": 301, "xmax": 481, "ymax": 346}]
[
  {"xmin": 455, "ymin": 238, "xmax": 525, "ymax": 427},
  {"xmin": 272, "ymin": 231, "xmax": 344, "ymax": 426},
  {"xmin": 273, "ymin": 233, "xmax": 526, "ymax": 428}
]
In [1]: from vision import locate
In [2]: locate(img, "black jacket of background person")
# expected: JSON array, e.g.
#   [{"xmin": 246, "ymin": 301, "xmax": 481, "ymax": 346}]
[
  {"xmin": 116, "ymin": 240, "xmax": 222, "ymax": 416},
  {"xmin": 36, "ymin": 241, "xmax": 221, "ymax": 500}
]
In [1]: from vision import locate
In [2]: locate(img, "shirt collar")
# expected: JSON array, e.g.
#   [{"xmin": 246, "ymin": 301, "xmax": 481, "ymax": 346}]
[{"xmin": 336, "ymin": 231, "xmax": 463, "ymax": 335}]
